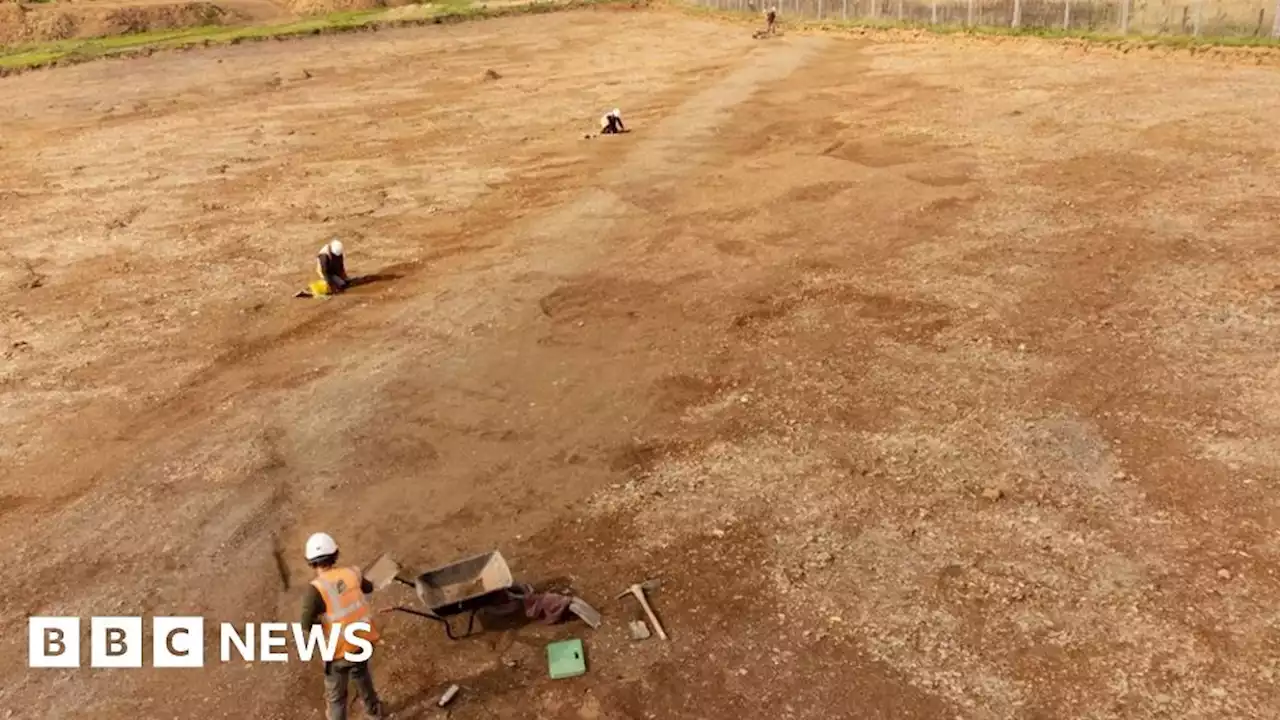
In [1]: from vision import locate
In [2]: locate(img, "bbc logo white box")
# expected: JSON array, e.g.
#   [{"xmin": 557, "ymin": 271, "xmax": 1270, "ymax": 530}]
[
  {"xmin": 29, "ymin": 617, "xmax": 81, "ymax": 668},
  {"xmin": 153, "ymin": 617, "xmax": 204, "ymax": 668},
  {"xmin": 91, "ymin": 617, "xmax": 143, "ymax": 668}
]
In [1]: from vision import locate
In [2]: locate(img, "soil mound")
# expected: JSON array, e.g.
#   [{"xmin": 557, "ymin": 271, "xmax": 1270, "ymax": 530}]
[
  {"xmin": 282, "ymin": 0, "xmax": 385, "ymax": 16},
  {"xmin": 0, "ymin": 3, "xmax": 28, "ymax": 44},
  {"xmin": 1, "ymin": 2, "xmax": 246, "ymax": 45}
]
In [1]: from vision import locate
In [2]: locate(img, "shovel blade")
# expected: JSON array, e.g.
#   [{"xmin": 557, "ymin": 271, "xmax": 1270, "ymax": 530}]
[{"xmin": 363, "ymin": 553, "xmax": 402, "ymax": 591}]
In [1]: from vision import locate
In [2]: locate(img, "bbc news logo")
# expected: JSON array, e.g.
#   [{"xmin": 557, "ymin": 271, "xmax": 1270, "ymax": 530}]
[{"xmin": 29, "ymin": 617, "xmax": 374, "ymax": 668}]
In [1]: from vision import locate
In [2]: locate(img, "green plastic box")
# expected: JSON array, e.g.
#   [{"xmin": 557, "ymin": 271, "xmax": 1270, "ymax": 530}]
[{"xmin": 546, "ymin": 639, "xmax": 586, "ymax": 679}]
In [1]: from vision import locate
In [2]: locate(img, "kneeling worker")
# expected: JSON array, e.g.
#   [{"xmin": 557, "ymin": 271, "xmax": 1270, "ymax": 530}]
[
  {"xmin": 317, "ymin": 239, "xmax": 349, "ymax": 294},
  {"xmin": 301, "ymin": 532, "xmax": 384, "ymax": 720},
  {"xmin": 600, "ymin": 108, "xmax": 625, "ymax": 135}
]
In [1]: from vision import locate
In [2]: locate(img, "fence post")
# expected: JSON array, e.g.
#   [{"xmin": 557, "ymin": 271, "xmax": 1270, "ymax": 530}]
[
  {"xmin": 1193, "ymin": 0, "xmax": 1202, "ymax": 35},
  {"xmin": 842, "ymin": 0, "xmax": 848, "ymax": 19},
  {"xmin": 1013, "ymin": 0, "xmax": 1022, "ymax": 26},
  {"xmin": 1063, "ymin": 0, "xmax": 1070, "ymax": 28},
  {"xmin": 897, "ymin": 0, "xmax": 904, "ymax": 20},
  {"xmin": 967, "ymin": 0, "xmax": 975, "ymax": 26},
  {"xmin": 1120, "ymin": 0, "xmax": 1130, "ymax": 33},
  {"xmin": 1274, "ymin": 0, "xmax": 1280, "ymax": 37},
  {"xmin": 932, "ymin": 0, "xmax": 938, "ymax": 23}
]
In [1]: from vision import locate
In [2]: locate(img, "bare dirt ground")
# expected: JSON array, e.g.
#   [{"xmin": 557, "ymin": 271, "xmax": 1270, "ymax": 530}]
[{"xmin": 3, "ymin": 7, "xmax": 1280, "ymax": 719}]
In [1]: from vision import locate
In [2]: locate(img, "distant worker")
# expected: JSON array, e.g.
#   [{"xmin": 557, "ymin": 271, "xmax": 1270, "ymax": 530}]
[
  {"xmin": 766, "ymin": 6, "xmax": 778, "ymax": 34},
  {"xmin": 600, "ymin": 108, "xmax": 626, "ymax": 135},
  {"xmin": 317, "ymin": 239, "xmax": 349, "ymax": 294},
  {"xmin": 301, "ymin": 532, "xmax": 384, "ymax": 720}
]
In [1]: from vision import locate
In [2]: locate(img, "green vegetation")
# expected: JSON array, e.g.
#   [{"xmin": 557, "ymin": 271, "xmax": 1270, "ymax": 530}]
[
  {"xmin": 0, "ymin": 0, "xmax": 606, "ymax": 73},
  {"xmin": 683, "ymin": 2, "xmax": 1280, "ymax": 49},
  {"xmin": 853, "ymin": 19, "xmax": 1278, "ymax": 47}
]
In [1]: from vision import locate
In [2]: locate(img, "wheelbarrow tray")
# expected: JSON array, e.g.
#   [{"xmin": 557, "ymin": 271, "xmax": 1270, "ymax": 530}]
[{"xmin": 414, "ymin": 550, "xmax": 514, "ymax": 617}]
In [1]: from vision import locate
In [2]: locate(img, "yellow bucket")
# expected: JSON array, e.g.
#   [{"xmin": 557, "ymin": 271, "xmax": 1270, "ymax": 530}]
[{"xmin": 308, "ymin": 280, "xmax": 331, "ymax": 296}]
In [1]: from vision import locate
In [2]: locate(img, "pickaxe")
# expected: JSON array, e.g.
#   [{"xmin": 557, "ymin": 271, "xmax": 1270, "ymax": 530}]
[{"xmin": 617, "ymin": 579, "xmax": 667, "ymax": 641}]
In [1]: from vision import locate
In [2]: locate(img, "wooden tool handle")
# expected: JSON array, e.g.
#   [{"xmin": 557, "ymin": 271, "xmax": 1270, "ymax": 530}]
[{"xmin": 634, "ymin": 587, "xmax": 669, "ymax": 641}]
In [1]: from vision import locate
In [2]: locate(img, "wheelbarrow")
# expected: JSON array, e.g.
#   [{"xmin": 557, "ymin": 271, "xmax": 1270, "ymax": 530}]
[{"xmin": 386, "ymin": 550, "xmax": 515, "ymax": 640}]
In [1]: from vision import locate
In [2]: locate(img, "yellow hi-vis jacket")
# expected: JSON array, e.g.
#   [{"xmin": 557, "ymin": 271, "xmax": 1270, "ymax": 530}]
[{"xmin": 310, "ymin": 567, "xmax": 380, "ymax": 660}]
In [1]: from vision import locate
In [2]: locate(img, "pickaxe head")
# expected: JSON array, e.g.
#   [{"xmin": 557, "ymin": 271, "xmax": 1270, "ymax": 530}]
[{"xmin": 616, "ymin": 579, "xmax": 661, "ymax": 599}]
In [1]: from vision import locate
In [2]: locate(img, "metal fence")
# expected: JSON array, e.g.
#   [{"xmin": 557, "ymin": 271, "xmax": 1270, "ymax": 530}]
[{"xmin": 696, "ymin": 0, "xmax": 1280, "ymax": 37}]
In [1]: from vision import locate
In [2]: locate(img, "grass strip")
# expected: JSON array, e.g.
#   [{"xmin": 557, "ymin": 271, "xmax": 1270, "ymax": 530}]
[{"xmin": 678, "ymin": 1, "xmax": 1280, "ymax": 50}]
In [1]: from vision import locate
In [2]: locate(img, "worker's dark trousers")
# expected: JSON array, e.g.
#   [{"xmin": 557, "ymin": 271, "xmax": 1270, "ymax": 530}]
[{"xmin": 324, "ymin": 659, "xmax": 382, "ymax": 720}]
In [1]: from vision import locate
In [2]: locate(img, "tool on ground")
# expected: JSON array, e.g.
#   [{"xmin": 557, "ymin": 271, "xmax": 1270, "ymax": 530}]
[
  {"xmin": 568, "ymin": 597, "xmax": 602, "ymax": 629},
  {"xmin": 628, "ymin": 620, "xmax": 651, "ymax": 641},
  {"xmin": 616, "ymin": 579, "xmax": 667, "ymax": 641},
  {"xmin": 438, "ymin": 684, "xmax": 460, "ymax": 708},
  {"xmin": 547, "ymin": 638, "xmax": 587, "ymax": 679}
]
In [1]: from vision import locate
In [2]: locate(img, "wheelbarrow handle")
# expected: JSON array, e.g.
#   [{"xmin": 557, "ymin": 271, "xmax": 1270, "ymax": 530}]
[
  {"xmin": 384, "ymin": 605, "xmax": 440, "ymax": 620},
  {"xmin": 383, "ymin": 605, "xmax": 479, "ymax": 640}
]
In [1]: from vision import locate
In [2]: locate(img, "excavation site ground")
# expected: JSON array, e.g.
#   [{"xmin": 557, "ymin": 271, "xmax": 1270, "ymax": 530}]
[{"xmin": 2, "ymin": 7, "xmax": 1280, "ymax": 719}]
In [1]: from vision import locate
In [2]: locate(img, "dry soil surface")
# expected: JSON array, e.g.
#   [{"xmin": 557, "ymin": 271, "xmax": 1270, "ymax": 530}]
[{"xmin": 3, "ymin": 8, "xmax": 1280, "ymax": 720}]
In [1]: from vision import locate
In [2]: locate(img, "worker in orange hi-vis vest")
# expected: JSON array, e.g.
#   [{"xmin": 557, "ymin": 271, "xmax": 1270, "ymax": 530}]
[{"xmin": 301, "ymin": 533, "xmax": 384, "ymax": 720}]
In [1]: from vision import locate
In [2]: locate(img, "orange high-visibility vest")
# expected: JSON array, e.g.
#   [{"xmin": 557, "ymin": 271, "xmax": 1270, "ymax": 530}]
[{"xmin": 311, "ymin": 567, "xmax": 380, "ymax": 660}]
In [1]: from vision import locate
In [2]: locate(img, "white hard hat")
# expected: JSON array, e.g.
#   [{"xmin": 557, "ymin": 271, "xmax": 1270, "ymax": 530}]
[
  {"xmin": 328, "ymin": 239, "xmax": 344, "ymax": 256},
  {"xmin": 305, "ymin": 532, "xmax": 339, "ymax": 561},
  {"xmin": 612, "ymin": 108, "xmax": 621, "ymax": 117}
]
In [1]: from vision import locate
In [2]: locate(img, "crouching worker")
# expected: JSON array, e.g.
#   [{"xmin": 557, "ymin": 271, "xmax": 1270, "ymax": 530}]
[
  {"xmin": 302, "ymin": 532, "xmax": 384, "ymax": 720},
  {"xmin": 600, "ymin": 108, "xmax": 625, "ymax": 135},
  {"xmin": 297, "ymin": 239, "xmax": 349, "ymax": 298},
  {"xmin": 317, "ymin": 239, "xmax": 349, "ymax": 293}
]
